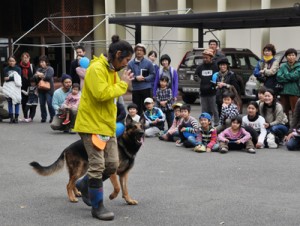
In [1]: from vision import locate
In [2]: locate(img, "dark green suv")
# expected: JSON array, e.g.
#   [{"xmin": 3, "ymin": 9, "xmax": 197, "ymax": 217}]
[{"xmin": 177, "ymin": 48, "xmax": 260, "ymax": 104}]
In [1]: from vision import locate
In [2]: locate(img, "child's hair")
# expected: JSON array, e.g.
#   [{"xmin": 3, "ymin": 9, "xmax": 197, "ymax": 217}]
[
  {"xmin": 29, "ymin": 77, "xmax": 37, "ymax": 83},
  {"xmin": 248, "ymin": 101, "xmax": 259, "ymax": 111},
  {"xmin": 262, "ymin": 88, "xmax": 277, "ymax": 115},
  {"xmin": 231, "ymin": 115, "xmax": 242, "ymax": 126},
  {"xmin": 223, "ymin": 91, "xmax": 234, "ymax": 99},
  {"xmin": 127, "ymin": 103, "xmax": 138, "ymax": 111},
  {"xmin": 148, "ymin": 50, "xmax": 157, "ymax": 58},
  {"xmin": 72, "ymin": 83, "xmax": 80, "ymax": 90},
  {"xmin": 159, "ymin": 75, "xmax": 169, "ymax": 83},
  {"xmin": 257, "ymin": 86, "xmax": 267, "ymax": 94},
  {"xmin": 180, "ymin": 104, "xmax": 191, "ymax": 113}
]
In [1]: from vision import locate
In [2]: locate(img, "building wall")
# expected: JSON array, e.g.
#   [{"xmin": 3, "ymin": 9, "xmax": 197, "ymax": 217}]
[{"xmin": 114, "ymin": 0, "xmax": 300, "ymax": 67}]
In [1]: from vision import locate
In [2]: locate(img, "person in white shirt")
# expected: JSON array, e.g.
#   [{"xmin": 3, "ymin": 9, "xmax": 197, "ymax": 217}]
[{"xmin": 242, "ymin": 101, "xmax": 267, "ymax": 149}]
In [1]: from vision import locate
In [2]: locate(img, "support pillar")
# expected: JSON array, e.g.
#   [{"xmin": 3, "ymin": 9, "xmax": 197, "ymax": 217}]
[
  {"xmin": 141, "ymin": 0, "xmax": 150, "ymax": 44},
  {"xmin": 217, "ymin": 0, "xmax": 226, "ymax": 48},
  {"xmin": 261, "ymin": 0, "xmax": 271, "ymax": 49}
]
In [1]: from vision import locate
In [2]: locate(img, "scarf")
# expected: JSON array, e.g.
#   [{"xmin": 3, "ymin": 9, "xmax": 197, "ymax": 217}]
[
  {"xmin": 247, "ymin": 113, "xmax": 259, "ymax": 122},
  {"xmin": 20, "ymin": 61, "xmax": 30, "ymax": 80},
  {"xmin": 219, "ymin": 70, "xmax": 229, "ymax": 82},
  {"xmin": 263, "ymin": 55, "xmax": 273, "ymax": 62}
]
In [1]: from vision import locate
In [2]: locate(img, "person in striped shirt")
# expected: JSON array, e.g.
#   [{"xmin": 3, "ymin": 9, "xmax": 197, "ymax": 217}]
[{"xmin": 175, "ymin": 104, "xmax": 199, "ymax": 148}]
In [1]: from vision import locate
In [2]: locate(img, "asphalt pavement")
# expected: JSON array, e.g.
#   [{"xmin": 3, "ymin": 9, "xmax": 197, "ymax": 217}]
[{"xmin": 1, "ymin": 100, "xmax": 300, "ymax": 226}]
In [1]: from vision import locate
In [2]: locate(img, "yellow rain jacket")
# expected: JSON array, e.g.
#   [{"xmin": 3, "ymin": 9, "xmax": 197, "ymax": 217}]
[{"xmin": 74, "ymin": 54, "xmax": 128, "ymax": 136}]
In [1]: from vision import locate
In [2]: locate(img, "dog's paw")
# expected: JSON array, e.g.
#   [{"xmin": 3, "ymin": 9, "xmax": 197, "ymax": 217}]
[
  {"xmin": 75, "ymin": 191, "xmax": 82, "ymax": 197},
  {"xmin": 109, "ymin": 192, "xmax": 119, "ymax": 200},
  {"xmin": 125, "ymin": 198, "xmax": 138, "ymax": 205},
  {"xmin": 69, "ymin": 197, "xmax": 79, "ymax": 203}
]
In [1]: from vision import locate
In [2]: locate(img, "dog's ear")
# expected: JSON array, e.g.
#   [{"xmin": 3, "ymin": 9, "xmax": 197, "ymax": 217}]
[
  {"xmin": 125, "ymin": 115, "xmax": 133, "ymax": 126},
  {"xmin": 139, "ymin": 114, "xmax": 146, "ymax": 126}
]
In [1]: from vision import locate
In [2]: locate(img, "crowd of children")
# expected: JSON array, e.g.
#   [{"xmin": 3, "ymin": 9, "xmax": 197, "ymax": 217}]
[{"xmin": 122, "ymin": 86, "xmax": 300, "ymax": 153}]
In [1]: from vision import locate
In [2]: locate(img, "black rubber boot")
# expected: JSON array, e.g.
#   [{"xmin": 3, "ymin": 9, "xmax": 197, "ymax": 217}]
[
  {"xmin": 75, "ymin": 175, "xmax": 91, "ymax": 206},
  {"xmin": 14, "ymin": 114, "xmax": 19, "ymax": 123},
  {"xmin": 9, "ymin": 114, "xmax": 14, "ymax": 124},
  {"xmin": 89, "ymin": 178, "xmax": 114, "ymax": 221}
]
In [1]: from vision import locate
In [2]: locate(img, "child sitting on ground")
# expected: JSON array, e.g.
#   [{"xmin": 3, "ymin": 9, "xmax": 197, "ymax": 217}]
[
  {"xmin": 193, "ymin": 112, "xmax": 219, "ymax": 152},
  {"xmin": 59, "ymin": 83, "xmax": 80, "ymax": 125},
  {"xmin": 256, "ymin": 86, "xmax": 266, "ymax": 105},
  {"xmin": 21, "ymin": 77, "xmax": 38, "ymax": 122},
  {"xmin": 175, "ymin": 104, "xmax": 199, "ymax": 147},
  {"xmin": 216, "ymin": 91, "xmax": 239, "ymax": 133},
  {"xmin": 155, "ymin": 76, "xmax": 174, "ymax": 129},
  {"xmin": 144, "ymin": 97, "xmax": 165, "ymax": 137},
  {"xmin": 218, "ymin": 116, "xmax": 256, "ymax": 154},
  {"xmin": 159, "ymin": 102, "xmax": 182, "ymax": 142},
  {"xmin": 125, "ymin": 103, "xmax": 140, "ymax": 123}
]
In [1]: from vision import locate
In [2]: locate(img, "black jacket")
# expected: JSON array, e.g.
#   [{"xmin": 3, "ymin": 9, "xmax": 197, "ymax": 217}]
[{"xmin": 194, "ymin": 63, "xmax": 219, "ymax": 96}]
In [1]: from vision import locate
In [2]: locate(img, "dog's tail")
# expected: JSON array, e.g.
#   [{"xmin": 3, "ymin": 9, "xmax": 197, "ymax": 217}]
[{"xmin": 29, "ymin": 151, "xmax": 65, "ymax": 176}]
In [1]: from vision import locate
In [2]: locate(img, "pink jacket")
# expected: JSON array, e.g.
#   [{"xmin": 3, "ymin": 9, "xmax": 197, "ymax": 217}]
[{"xmin": 218, "ymin": 127, "xmax": 251, "ymax": 144}]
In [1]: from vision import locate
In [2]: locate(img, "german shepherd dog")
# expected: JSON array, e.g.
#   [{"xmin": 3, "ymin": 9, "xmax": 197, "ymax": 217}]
[{"xmin": 30, "ymin": 116, "xmax": 145, "ymax": 205}]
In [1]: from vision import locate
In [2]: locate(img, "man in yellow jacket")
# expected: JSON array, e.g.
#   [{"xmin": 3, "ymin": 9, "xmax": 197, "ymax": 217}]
[{"xmin": 74, "ymin": 35, "xmax": 134, "ymax": 221}]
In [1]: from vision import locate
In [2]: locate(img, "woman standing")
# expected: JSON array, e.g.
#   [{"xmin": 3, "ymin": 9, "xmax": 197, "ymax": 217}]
[
  {"xmin": 2, "ymin": 56, "xmax": 22, "ymax": 123},
  {"xmin": 153, "ymin": 54, "xmax": 178, "ymax": 100},
  {"xmin": 277, "ymin": 48, "xmax": 300, "ymax": 121},
  {"xmin": 19, "ymin": 52, "xmax": 35, "ymax": 119},
  {"xmin": 253, "ymin": 44, "xmax": 279, "ymax": 91},
  {"xmin": 35, "ymin": 55, "xmax": 55, "ymax": 123}
]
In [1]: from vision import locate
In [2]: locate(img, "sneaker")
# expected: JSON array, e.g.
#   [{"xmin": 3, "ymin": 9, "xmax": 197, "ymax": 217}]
[
  {"xmin": 247, "ymin": 148, "xmax": 256, "ymax": 154},
  {"xmin": 220, "ymin": 147, "xmax": 228, "ymax": 154},
  {"xmin": 25, "ymin": 118, "xmax": 32, "ymax": 123},
  {"xmin": 267, "ymin": 133, "xmax": 278, "ymax": 148},
  {"xmin": 194, "ymin": 145, "xmax": 206, "ymax": 152},
  {"xmin": 176, "ymin": 142, "xmax": 184, "ymax": 147},
  {"xmin": 62, "ymin": 119, "xmax": 70, "ymax": 125},
  {"xmin": 58, "ymin": 114, "xmax": 66, "ymax": 119}
]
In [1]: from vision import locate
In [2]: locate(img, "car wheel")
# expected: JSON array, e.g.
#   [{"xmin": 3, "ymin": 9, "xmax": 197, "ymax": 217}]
[{"xmin": 182, "ymin": 94, "xmax": 198, "ymax": 104}]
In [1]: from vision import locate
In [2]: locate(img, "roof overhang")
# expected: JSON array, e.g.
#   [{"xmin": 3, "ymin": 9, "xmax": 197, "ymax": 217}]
[{"xmin": 109, "ymin": 4, "xmax": 300, "ymax": 30}]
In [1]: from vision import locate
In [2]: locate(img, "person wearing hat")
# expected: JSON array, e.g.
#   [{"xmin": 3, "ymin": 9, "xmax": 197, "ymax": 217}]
[
  {"xmin": 35, "ymin": 55, "xmax": 56, "ymax": 123},
  {"xmin": 214, "ymin": 57, "xmax": 241, "ymax": 115},
  {"xmin": 194, "ymin": 48, "xmax": 219, "ymax": 125},
  {"xmin": 50, "ymin": 73, "xmax": 74, "ymax": 132},
  {"xmin": 143, "ymin": 97, "xmax": 165, "ymax": 137},
  {"xmin": 153, "ymin": 54, "xmax": 178, "ymax": 101},
  {"xmin": 159, "ymin": 102, "xmax": 182, "ymax": 142},
  {"xmin": 193, "ymin": 112, "xmax": 219, "ymax": 152},
  {"xmin": 127, "ymin": 43, "xmax": 155, "ymax": 115}
]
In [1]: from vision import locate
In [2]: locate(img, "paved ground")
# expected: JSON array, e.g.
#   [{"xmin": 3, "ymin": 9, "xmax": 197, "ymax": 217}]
[{"xmin": 1, "ymin": 100, "xmax": 300, "ymax": 226}]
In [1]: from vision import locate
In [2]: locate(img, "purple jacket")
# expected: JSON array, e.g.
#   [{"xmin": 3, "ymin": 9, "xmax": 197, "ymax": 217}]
[{"xmin": 153, "ymin": 66, "xmax": 178, "ymax": 98}]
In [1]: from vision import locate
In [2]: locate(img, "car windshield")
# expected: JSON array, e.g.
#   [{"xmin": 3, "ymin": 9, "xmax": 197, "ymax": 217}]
[{"xmin": 183, "ymin": 55, "xmax": 203, "ymax": 67}]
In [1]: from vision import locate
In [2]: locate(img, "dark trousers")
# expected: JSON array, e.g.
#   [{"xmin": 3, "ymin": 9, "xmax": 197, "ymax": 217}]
[
  {"xmin": 132, "ymin": 88, "xmax": 152, "ymax": 115},
  {"xmin": 164, "ymin": 110, "xmax": 174, "ymax": 130},
  {"xmin": 244, "ymin": 126, "xmax": 259, "ymax": 145},
  {"xmin": 38, "ymin": 92, "xmax": 55, "ymax": 121},
  {"xmin": 24, "ymin": 105, "xmax": 37, "ymax": 119},
  {"xmin": 21, "ymin": 93, "xmax": 28, "ymax": 118}
]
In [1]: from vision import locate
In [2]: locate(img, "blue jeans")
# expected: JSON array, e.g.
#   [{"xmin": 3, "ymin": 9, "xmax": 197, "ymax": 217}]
[
  {"xmin": 268, "ymin": 124, "xmax": 288, "ymax": 141},
  {"xmin": 39, "ymin": 92, "xmax": 55, "ymax": 121},
  {"xmin": 286, "ymin": 137, "xmax": 300, "ymax": 151},
  {"xmin": 7, "ymin": 98, "xmax": 20, "ymax": 115},
  {"xmin": 187, "ymin": 136, "xmax": 219, "ymax": 151}
]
